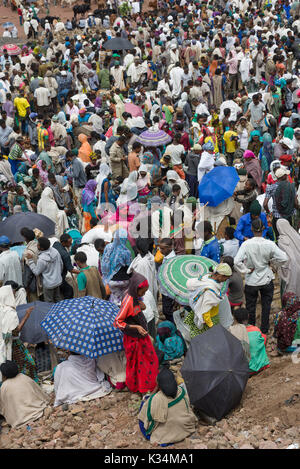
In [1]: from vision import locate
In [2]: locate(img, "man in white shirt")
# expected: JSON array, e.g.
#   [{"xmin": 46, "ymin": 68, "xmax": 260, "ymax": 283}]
[
  {"xmin": 219, "ymin": 94, "xmax": 242, "ymax": 121},
  {"xmin": 2, "ymin": 28, "xmax": 11, "ymax": 38},
  {"xmin": 34, "ymin": 82, "xmax": 51, "ymax": 116},
  {"xmin": 234, "ymin": 218, "xmax": 288, "ymax": 334}
]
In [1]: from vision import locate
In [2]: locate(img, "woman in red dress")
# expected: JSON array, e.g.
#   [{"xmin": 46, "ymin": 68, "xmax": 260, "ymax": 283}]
[{"xmin": 114, "ymin": 273, "xmax": 159, "ymax": 394}]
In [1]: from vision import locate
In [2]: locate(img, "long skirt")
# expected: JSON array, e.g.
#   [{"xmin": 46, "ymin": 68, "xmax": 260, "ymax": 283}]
[
  {"xmin": 123, "ymin": 334, "xmax": 159, "ymax": 393},
  {"xmin": 12, "ymin": 338, "xmax": 39, "ymax": 383}
]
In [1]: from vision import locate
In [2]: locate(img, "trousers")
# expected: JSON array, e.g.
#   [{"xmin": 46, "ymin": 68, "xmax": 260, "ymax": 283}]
[{"xmin": 245, "ymin": 280, "xmax": 274, "ymax": 334}]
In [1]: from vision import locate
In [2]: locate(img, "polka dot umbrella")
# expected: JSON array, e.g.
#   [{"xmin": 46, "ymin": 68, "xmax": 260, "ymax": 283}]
[
  {"xmin": 158, "ymin": 255, "xmax": 217, "ymax": 306},
  {"xmin": 0, "ymin": 44, "xmax": 22, "ymax": 56}
]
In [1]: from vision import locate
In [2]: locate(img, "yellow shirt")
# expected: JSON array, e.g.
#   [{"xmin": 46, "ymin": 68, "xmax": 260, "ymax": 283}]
[
  {"xmin": 14, "ymin": 97, "xmax": 30, "ymax": 118},
  {"xmin": 223, "ymin": 131, "xmax": 238, "ymax": 153}
]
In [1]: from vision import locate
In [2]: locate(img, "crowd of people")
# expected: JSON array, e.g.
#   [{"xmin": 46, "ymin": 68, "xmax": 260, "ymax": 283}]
[{"xmin": 0, "ymin": 0, "xmax": 300, "ymax": 447}]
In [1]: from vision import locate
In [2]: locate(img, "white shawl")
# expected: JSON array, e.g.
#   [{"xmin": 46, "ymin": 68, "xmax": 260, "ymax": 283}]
[
  {"xmin": 54, "ymin": 355, "xmax": 111, "ymax": 407},
  {"xmin": 187, "ymin": 275, "xmax": 225, "ymax": 329},
  {"xmin": 0, "ymin": 286, "xmax": 19, "ymax": 376}
]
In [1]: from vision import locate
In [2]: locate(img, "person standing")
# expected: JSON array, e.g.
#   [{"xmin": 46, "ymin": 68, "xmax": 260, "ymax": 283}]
[
  {"xmin": 25, "ymin": 237, "xmax": 63, "ymax": 303},
  {"xmin": 234, "ymin": 218, "xmax": 288, "ymax": 335},
  {"xmin": 0, "ymin": 236, "xmax": 22, "ymax": 286},
  {"xmin": 73, "ymin": 251, "xmax": 106, "ymax": 299},
  {"xmin": 114, "ymin": 272, "xmax": 159, "ymax": 394},
  {"xmin": 53, "ymin": 233, "xmax": 79, "ymax": 299},
  {"xmin": 109, "ymin": 135, "xmax": 129, "ymax": 180}
]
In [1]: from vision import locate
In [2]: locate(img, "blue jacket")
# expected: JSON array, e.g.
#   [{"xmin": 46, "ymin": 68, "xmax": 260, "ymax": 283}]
[
  {"xmin": 200, "ymin": 236, "xmax": 220, "ymax": 263},
  {"xmin": 234, "ymin": 212, "xmax": 268, "ymax": 244}
]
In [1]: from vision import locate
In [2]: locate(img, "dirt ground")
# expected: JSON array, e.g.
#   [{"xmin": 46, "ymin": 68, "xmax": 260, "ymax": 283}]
[{"xmin": 1, "ymin": 0, "xmax": 100, "ymax": 41}]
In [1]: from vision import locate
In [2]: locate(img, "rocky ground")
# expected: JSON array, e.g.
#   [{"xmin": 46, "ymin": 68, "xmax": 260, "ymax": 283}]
[{"xmin": 1, "ymin": 280, "xmax": 300, "ymax": 450}]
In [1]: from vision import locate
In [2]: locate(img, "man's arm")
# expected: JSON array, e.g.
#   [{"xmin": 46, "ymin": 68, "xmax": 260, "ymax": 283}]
[
  {"xmin": 27, "ymin": 257, "xmax": 46, "ymax": 276},
  {"xmin": 234, "ymin": 217, "xmax": 246, "ymax": 243},
  {"xmin": 234, "ymin": 244, "xmax": 252, "ymax": 275}
]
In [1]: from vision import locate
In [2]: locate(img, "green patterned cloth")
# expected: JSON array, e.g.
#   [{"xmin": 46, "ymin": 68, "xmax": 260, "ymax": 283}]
[{"xmin": 184, "ymin": 310, "xmax": 220, "ymax": 338}]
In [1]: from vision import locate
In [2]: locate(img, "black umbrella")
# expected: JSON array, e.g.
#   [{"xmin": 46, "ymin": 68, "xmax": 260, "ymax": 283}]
[
  {"xmin": 181, "ymin": 324, "xmax": 249, "ymax": 421},
  {"xmin": 0, "ymin": 213, "xmax": 55, "ymax": 244},
  {"xmin": 102, "ymin": 38, "xmax": 134, "ymax": 50},
  {"xmin": 16, "ymin": 301, "xmax": 53, "ymax": 344}
]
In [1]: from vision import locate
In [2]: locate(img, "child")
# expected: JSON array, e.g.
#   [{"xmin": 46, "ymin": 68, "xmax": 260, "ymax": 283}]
[
  {"xmin": 158, "ymin": 238, "xmax": 176, "ymax": 323},
  {"xmin": 13, "ymin": 185, "xmax": 31, "ymax": 212},
  {"xmin": 222, "ymin": 255, "xmax": 244, "ymax": 310},
  {"xmin": 223, "ymin": 121, "xmax": 238, "ymax": 166},
  {"xmin": 234, "ymin": 178, "xmax": 257, "ymax": 214},
  {"xmin": 167, "ymin": 184, "xmax": 182, "ymax": 211},
  {"xmin": 230, "ymin": 308, "xmax": 270, "ymax": 374}
]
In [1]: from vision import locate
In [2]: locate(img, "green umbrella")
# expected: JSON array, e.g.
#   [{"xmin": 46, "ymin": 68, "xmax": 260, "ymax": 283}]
[{"xmin": 158, "ymin": 255, "xmax": 217, "ymax": 306}]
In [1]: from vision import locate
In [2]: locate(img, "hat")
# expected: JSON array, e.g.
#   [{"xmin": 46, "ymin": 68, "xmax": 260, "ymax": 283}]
[
  {"xmin": 249, "ymin": 200, "xmax": 262, "ymax": 216},
  {"xmin": 79, "ymin": 108, "xmax": 86, "ymax": 114},
  {"xmin": 275, "ymin": 167, "xmax": 290, "ymax": 179},
  {"xmin": 215, "ymin": 263, "xmax": 232, "ymax": 277},
  {"xmin": 0, "ymin": 235, "xmax": 10, "ymax": 246},
  {"xmin": 202, "ymin": 141, "xmax": 214, "ymax": 151},
  {"xmin": 29, "ymin": 112, "xmax": 38, "ymax": 119},
  {"xmin": 192, "ymin": 144, "xmax": 202, "ymax": 151},
  {"xmin": 280, "ymin": 137, "xmax": 294, "ymax": 149},
  {"xmin": 79, "ymin": 50, "xmax": 84, "ymax": 54},
  {"xmin": 61, "ymin": 70, "xmax": 67, "ymax": 76},
  {"xmin": 280, "ymin": 154, "xmax": 293, "ymax": 163},
  {"xmin": 0, "ymin": 361, "xmax": 19, "ymax": 379},
  {"xmin": 52, "ymin": 115, "xmax": 59, "ymax": 122},
  {"xmin": 40, "ymin": 57, "xmax": 46, "ymax": 62}
]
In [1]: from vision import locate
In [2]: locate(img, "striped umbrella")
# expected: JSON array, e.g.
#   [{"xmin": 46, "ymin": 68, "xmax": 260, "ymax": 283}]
[
  {"xmin": 136, "ymin": 129, "xmax": 172, "ymax": 147},
  {"xmin": 0, "ymin": 44, "xmax": 22, "ymax": 55},
  {"xmin": 158, "ymin": 255, "xmax": 217, "ymax": 305}
]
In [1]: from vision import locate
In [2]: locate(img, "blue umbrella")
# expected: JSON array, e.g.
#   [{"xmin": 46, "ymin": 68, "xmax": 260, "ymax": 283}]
[
  {"xmin": 2, "ymin": 22, "xmax": 14, "ymax": 28},
  {"xmin": 41, "ymin": 296, "xmax": 124, "ymax": 358},
  {"xmin": 198, "ymin": 166, "xmax": 239, "ymax": 207},
  {"xmin": 17, "ymin": 301, "xmax": 53, "ymax": 344}
]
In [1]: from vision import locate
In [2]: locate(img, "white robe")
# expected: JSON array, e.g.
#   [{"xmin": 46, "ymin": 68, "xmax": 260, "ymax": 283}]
[
  {"xmin": 170, "ymin": 67, "xmax": 184, "ymax": 98},
  {"xmin": 54, "ymin": 355, "xmax": 111, "ymax": 407},
  {"xmin": 127, "ymin": 252, "xmax": 158, "ymax": 299},
  {"xmin": 0, "ymin": 286, "xmax": 19, "ymax": 380}
]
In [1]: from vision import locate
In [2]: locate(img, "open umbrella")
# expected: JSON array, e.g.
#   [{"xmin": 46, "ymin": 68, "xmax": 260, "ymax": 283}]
[
  {"xmin": 198, "ymin": 166, "xmax": 239, "ymax": 207},
  {"xmin": 17, "ymin": 301, "xmax": 53, "ymax": 344},
  {"xmin": 0, "ymin": 44, "xmax": 21, "ymax": 56},
  {"xmin": 0, "ymin": 212, "xmax": 55, "ymax": 244},
  {"xmin": 125, "ymin": 102, "xmax": 143, "ymax": 117},
  {"xmin": 181, "ymin": 324, "xmax": 249, "ymax": 420},
  {"xmin": 102, "ymin": 38, "xmax": 134, "ymax": 50},
  {"xmin": 136, "ymin": 129, "xmax": 172, "ymax": 147},
  {"xmin": 158, "ymin": 255, "xmax": 217, "ymax": 306},
  {"xmin": 2, "ymin": 22, "xmax": 14, "ymax": 28},
  {"xmin": 41, "ymin": 296, "xmax": 124, "ymax": 358}
]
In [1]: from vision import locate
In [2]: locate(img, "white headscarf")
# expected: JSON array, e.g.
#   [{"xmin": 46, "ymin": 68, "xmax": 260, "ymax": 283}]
[
  {"xmin": 37, "ymin": 187, "xmax": 59, "ymax": 223},
  {"xmin": 117, "ymin": 173, "xmax": 138, "ymax": 206},
  {"xmin": 0, "ymin": 286, "xmax": 19, "ymax": 374},
  {"xmin": 177, "ymin": 92, "xmax": 188, "ymax": 110},
  {"xmin": 96, "ymin": 163, "xmax": 111, "ymax": 208},
  {"xmin": 166, "ymin": 170, "xmax": 189, "ymax": 197}
]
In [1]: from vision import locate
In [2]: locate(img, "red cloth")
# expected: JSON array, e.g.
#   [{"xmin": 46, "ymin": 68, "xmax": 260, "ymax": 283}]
[
  {"xmin": 123, "ymin": 334, "xmax": 159, "ymax": 393},
  {"xmin": 280, "ymin": 154, "xmax": 293, "ymax": 163}
]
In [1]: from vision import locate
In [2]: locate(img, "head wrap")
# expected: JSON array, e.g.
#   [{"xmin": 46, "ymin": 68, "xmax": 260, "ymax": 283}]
[
  {"xmin": 243, "ymin": 150, "xmax": 256, "ymax": 159},
  {"xmin": 215, "ymin": 263, "xmax": 232, "ymax": 277},
  {"xmin": 202, "ymin": 140, "xmax": 214, "ymax": 151},
  {"xmin": 128, "ymin": 272, "xmax": 149, "ymax": 305},
  {"xmin": 81, "ymin": 180, "xmax": 97, "ymax": 206},
  {"xmin": 0, "ymin": 235, "xmax": 10, "ymax": 246}
]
